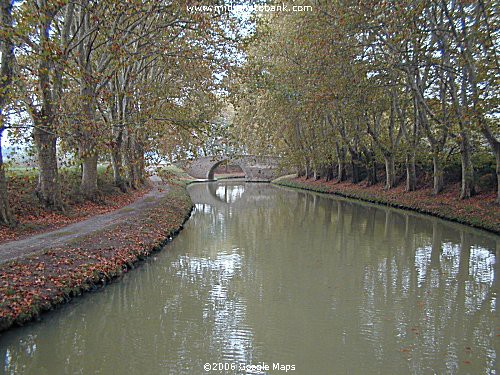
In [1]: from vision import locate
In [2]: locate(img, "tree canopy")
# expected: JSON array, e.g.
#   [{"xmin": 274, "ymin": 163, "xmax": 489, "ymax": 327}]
[
  {"xmin": 232, "ymin": 0, "xmax": 499, "ymax": 202},
  {"xmin": 0, "ymin": 0, "xmax": 246, "ymax": 225},
  {"xmin": 0, "ymin": 0, "xmax": 499, "ymax": 227}
]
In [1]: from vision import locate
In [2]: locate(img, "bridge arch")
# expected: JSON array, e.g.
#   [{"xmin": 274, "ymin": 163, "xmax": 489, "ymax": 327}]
[
  {"xmin": 182, "ymin": 155, "xmax": 283, "ymax": 181},
  {"xmin": 207, "ymin": 159, "xmax": 248, "ymax": 180}
]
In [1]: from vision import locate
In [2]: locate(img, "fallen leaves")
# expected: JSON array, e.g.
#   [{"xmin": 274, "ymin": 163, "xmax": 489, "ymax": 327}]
[
  {"xmin": 0, "ymin": 186, "xmax": 193, "ymax": 332},
  {"xmin": 277, "ymin": 178, "xmax": 499, "ymax": 233},
  {"xmin": 0, "ymin": 171, "xmax": 152, "ymax": 244}
]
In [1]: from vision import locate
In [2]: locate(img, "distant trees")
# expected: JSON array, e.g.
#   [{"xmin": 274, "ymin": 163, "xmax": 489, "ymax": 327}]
[
  {"xmin": 234, "ymin": 0, "xmax": 499, "ymax": 202},
  {"xmin": 0, "ymin": 0, "xmax": 235, "ymax": 225}
]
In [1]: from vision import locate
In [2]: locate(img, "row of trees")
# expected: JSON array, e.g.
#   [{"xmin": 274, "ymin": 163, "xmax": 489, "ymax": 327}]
[
  {"xmin": 234, "ymin": 0, "xmax": 499, "ymax": 202},
  {"xmin": 0, "ymin": 0, "xmax": 236, "ymax": 225}
]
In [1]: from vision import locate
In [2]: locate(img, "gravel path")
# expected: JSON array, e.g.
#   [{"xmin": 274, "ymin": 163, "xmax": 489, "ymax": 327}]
[{"xmin": 0, "ymin": 176, "xmax": 169, "ymax": 264}]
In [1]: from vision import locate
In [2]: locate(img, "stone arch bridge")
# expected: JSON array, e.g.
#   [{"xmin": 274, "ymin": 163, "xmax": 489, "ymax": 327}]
[{"xmin": 177, "ymin": 155, "xmax": 283, "ymax": 181}]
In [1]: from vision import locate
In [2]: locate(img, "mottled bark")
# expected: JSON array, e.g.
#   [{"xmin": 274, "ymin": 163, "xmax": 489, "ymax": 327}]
[
  {"xmin": 351, "ymin": 155, "xmax": 362, "ymax": 184},
  {"xmin": 78, "ymin": 83, "xmax": 99, "ymax": 199},
  {"xmin": 336, "ymin": 144, "xmax": 347, "ymax": 182},
  {"xmin": 0, "ymin": 131, "xmax": 13, "ymax": 226},
  {"xmin": 0, "ymin": 0, "xmax": 15, "ymax": 225},
  {"xmin": 362, "ymin": 147, "xmax": 377, "ymax": 186},
  {"xmin": 136, "ymin": 140, "xmax": 146, "ymax": 185},
  {"xmin": 405, "ymin": 151, "xmax": 417, "ymax": 192},
  {"xmin": 304, "ymin": 162, "xmax": 310, "ymax": 180},
  {"xmin": 384, "ymin": 154, "xmax": 396, "ymax": 189},
  {"xmin": 337, "ymin": 162, "xmax": 347, "ymax": 182},
  {"xmin": 111, "ymin": 151, "xmax": 126, "ymax": 192},
  {"xmin": 32, "ymin": 4, "xmax": 64, "ymax": 210},
  {"xmin": 80, "ymin": 153, "xmax": 99, "ymax": 199},
  {"xmin": 78, "ymin": 59, "xmax": 101, "ymax": 198},
  {"xmin": 124, "ymin": 130, "xmax": 139, "ymax": 189},
  {"xmin": 404, "ymin": 94, "xmax": 420, "ymax": 192},
  {"xmin": 459, "ymin": 130, "xmax": 475, "ymax": 199},
  {"xmin": 33, "ymin": 124, "xmax": 64, "ymax": 210},
  {"xmin": 432, "ymin": 153, "xmax": 445, "ymax": 195}
]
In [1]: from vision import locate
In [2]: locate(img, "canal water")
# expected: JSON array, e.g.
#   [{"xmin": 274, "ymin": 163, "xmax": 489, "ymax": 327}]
[{"xmin": 0, "ymin": 181, "xmax": 497, "ymax": 374}]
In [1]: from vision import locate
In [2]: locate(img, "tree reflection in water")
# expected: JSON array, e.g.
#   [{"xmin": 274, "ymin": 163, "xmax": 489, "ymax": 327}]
[{"xmin": 0, "ymin": 181, "xmax": 497, "ymax": 375}]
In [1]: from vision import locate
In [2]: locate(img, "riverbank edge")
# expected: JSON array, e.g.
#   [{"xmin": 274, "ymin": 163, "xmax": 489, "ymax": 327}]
[
  {"xmin": 273, "ymin": 177, "xmax": 499, "ymax": 235},
  {"xmin": 0, "ymin": 183, "xmax": 194, "ymax": 333}
]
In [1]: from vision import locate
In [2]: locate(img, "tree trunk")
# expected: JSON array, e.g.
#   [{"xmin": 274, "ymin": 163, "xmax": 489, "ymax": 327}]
[
  {"xmin": 0, "ymin": 130, "xmax": 14, "ymax": 226},
  {"xmin": 336, "ymin": 143, "xmax": 347, "ymax": 182},
  {"xmin": 124, "ymin": 150, "xmax": 138, "ymax": 189},
  {"xmin": 125, "ymin": 130, "xmax": 146, "ymax": 188},
  {"xmin": 111, "ymin": 149, "xmax": 126, "ymax": 192},
  {"xmin": 136, "ymin": 141, "xmax": 145, "ymax": 185},
  {"xmin": 366, "ymin": 160, "xmax": 377, "ymax": 186},
  {"xmin": 459, "ymin": 131, "xmax": 475, "ymax": 199},
  {"xmin": 304, "ymin": 159, "xmax": 311, "ymax": 180},
  {"xmin": 33, "ymin": 126, "xmax": 64, "ymax": 210},
  {"xmin": 338, "ymin": 161, "xmax": 346, "ymax": 182},
  {"xmin": 312, "ymin": 160, "xmax": 319, "ymax": 180},
  {"xmin": 405, "ymin": 151, "xmax": 417, "ymax": 192},
  {"xmin": 495, "ymin": 147, "xmax": 500, "ymax": 205},
  {"xmin": 479, "ymin": 124, "xmax": 500, "ymax": 204},
  {"xmin": 80, "ymin": 153, "xmax": 99, "ymax": 199},
  {"xmin": 384, "ymin": 154, "xmax": 396, "ymax": 189},
  {"xmin": 111, "ymin": 123, "xmax": 126, "ymax": 191},
  {"xmin": 31, "ymin": 6, "xmax": 64, "ymax": 211},
  {"xmin": 0, "ymin": 0, "xmax": 15, "ymax": 225},
  {"xmin": 325, "ymin": 165, "xmax": 335, "ymax": 181},
  {"xmin": 432, "ymin": 153, "xmax": 445, "ymax": 195},
  {"xmin": 351, "ymin": 157, "xmax": 362, "ymax": 184},
  {"xmin": 362, "ymin": 147, "xmax": 377, "ymax": 186},
  {"xmin": 134, "ymin": 160, "xmax": 144, "ymax": 186},
  {"xmin": 0, "ymin": 156, "xmax": 12, "ymax": 226}
]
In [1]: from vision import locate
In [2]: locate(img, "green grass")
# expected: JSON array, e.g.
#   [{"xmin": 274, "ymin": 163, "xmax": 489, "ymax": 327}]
[{"xmin": 155, "ymin": 165, "xmax": 196, "ymax": 186}]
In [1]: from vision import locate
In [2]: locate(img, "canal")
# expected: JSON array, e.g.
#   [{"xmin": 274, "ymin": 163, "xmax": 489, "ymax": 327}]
[{"xmin": 0, "ymin": 181, "xmax": 497, "ymax": 374}]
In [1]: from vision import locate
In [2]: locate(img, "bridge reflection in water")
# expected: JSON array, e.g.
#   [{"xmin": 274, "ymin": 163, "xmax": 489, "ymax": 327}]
[{"xmin": 0, "ymin": 181, "xmax": 497, "ymax": 374}]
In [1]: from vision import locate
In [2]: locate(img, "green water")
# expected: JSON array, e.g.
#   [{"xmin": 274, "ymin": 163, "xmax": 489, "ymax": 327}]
[{"xmin": 0, "ymin": 181, "xmax": 498, "ymax": 374}]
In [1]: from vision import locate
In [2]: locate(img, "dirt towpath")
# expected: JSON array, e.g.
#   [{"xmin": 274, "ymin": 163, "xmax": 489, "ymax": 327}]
[{"xmin": 0, "ymin": 176, "xmax": 168, "ymax": 264}]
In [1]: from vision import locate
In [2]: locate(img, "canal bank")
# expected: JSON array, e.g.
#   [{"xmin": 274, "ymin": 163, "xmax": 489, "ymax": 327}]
[
  {"xmin": 273, "ymin": 176, "xmax": 500, "ymax": 234},
  {"xmin": 0, "ymin": 180, "xmax": 496, "ymax": 374},
  {"xmin": 0, "ymin": 182, "xmax": 193, "ymax": 332}
]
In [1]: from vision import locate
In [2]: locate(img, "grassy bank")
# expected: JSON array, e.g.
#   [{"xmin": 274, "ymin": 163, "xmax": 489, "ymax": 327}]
[
  {"xmin": 274, "ymin": 177, "xmax": 500, "ymax": 234},
  {"xmin": 0, "ymin": 184, "xmax": 193, "ymax": 332},
  {"xmin": 1, "ymin": 166, "xmax": 150, "ymax": 243}
]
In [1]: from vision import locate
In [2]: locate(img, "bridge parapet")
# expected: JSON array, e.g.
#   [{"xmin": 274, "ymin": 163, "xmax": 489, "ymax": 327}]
[{"xmin": 179, "ymin": 155, "xmax": 284, "ymax": 181}]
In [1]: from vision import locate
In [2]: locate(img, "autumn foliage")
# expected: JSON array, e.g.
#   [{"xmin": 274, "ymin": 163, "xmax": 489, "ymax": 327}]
[
  {"xmin": 0, "ymin": 168, "xmax": 150, "ymax": 243},
  {"xmin": 0, "ymin": 185, "xmax": 193, "ymax": 331},
  {"xmin": 233, "ymin": 0, "xmax": 499, "ymax": 203}
]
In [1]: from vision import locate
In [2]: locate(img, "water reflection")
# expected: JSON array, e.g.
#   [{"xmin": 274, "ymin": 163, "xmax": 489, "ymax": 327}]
[{"xmin": 0, "ymin": 181, "xmax": 497, "ymax": 374}]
